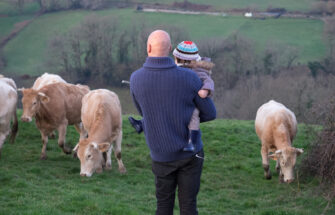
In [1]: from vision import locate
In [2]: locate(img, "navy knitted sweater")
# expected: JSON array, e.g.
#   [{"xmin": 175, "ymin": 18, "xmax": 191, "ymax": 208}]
[{"xmin": 130, "ymin": 57, "xmax": 216, "ymax": 162}]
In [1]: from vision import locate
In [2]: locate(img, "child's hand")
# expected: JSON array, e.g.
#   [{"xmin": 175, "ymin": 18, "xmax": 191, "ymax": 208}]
[{"xmin": 198, "ymin": 89, "xmax": 209, "ymax": 98}]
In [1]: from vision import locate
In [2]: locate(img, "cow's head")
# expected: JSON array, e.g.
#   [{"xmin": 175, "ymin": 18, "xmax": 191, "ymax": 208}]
[
  {"xmin": 19, "ymin": 88, "xmax": 49, "ymax": 122},
  {"xmin": 269, "ymin": 147, "xmax": 304, "ymax": 183},
  {"xmin": 73, "ymin": 139, "xmax": 110, "ymax": 177}
]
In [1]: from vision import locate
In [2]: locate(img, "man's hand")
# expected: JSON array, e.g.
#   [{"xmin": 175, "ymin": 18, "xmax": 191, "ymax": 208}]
[{"xmin": 198, "ymin": 89, "xmax": 209, "ymax": 98}]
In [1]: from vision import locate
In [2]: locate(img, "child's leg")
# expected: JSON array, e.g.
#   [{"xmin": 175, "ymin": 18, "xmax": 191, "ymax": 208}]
[
  {"xmin": 183, "ymin": 108, "xmax": 200, "ymax": 152},
  {"xmin": 128, "ymin": 116, "xmax": 143, "ymax": 134}
]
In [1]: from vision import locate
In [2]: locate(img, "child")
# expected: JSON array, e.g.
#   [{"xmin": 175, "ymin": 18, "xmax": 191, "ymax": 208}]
[{"xmin": 128, "ymin": 41, "xmax": 214, "ymax": 152}]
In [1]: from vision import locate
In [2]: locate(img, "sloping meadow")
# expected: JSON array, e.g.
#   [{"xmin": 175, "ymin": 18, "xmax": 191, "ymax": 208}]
[{"xmin": 0, "ymin": 113, "xmax": 333, "ymax": 214}]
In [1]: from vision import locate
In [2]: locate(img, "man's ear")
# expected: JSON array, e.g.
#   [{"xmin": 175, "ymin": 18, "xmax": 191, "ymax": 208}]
[
  {"xmin": 38, "ymin": 92, "xmax": 50, "ymax": 103},
  {"xmin": 147, "ymin": 44, "xmax": 152, "ymax": 54},
  {"xmin": 98, "ymin": 142, "xmax": 111, "ymax": 153},
  {"xmin": 296, "ymin": 148, "xmax": 304, "ymax": 156}
]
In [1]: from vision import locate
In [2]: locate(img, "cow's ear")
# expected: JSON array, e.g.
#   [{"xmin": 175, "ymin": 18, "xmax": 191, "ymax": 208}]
[
  {"xmin": 38, "ymin": 92, "xmax": 50, "ymax": 103},
  {"xmin": 269, "ymin": 154, "xmax": 278, "ymax": 160},
  {"xmin": 296, "ymin": 148, "xmax": 304, "ymax": 156},
  {"xmin": 98, "ymin": 142, "xmax": 110, "ymax": 152},
  {"xmin": 73, "ymin": 144, "xmax": 79, "ymax": 152},
  {"xmin": 269, "ymin": 150, "xmax": 282, "ymax": 160}
]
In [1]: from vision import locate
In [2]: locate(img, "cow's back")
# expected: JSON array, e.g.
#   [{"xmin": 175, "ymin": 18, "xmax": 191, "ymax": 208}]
[
  {"xmin": 255, "ymin": 100, "xmax": 297, "ymax": 147},
  {"xmin": 81, "ymin": 89, "xmax": 121, "ymax": 142},
  {"xmin": 0, "ymin": 80, "xmax": 17, "ymax": 129},
  {"xmin": 39, "ymin": 83, "xmax": 89, "ymax": 125},
  {"xmin": 33, "ymin": 73, "xmax": 66, "ymax": 90}
]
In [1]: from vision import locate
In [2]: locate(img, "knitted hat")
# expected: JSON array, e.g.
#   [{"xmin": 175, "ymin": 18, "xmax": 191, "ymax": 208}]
[{"xmin": 173, "ymin": 41, "xmax": 200, "ymax": 61}]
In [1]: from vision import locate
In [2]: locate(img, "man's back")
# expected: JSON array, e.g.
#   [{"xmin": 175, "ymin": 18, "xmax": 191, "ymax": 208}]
[{"xmin": 130, "ymin": 57, "xmax": 216, "ymax": 162}]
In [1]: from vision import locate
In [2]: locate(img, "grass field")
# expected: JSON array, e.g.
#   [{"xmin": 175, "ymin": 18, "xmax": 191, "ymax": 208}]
[
  {"xmin": 0, "ymin": 1, "xmax": 40, "ymax": 16},
  {"xmin": 0, "ymin": 112, "xmax": 334, "ymax": 214},
  {"xmin": 129, "ymin": 0, "xmax": 316, "ymax": 12},
  {"xmin": 0, "ymin": 15, "xmax": 35, "ymax": 39},
  {"xmin": 2, "ymin": 8, "xmax": 326, "ymax": 77}
]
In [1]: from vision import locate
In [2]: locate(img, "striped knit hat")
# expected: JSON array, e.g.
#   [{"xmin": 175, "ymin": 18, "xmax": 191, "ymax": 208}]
[{"xmin": 173, "ymin": 41, "xmax": 200, "ymax": 61}]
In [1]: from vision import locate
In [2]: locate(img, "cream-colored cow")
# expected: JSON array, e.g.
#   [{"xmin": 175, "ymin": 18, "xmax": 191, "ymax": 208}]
[
  {"xmin": 0, "ymin": 76, "xmax": 18, "ymax": 158},
  {"xmin": 73, "ymin": 89, "xmax": 126, "ymax": 177},
  {"xmin": 32, "ymin": 73, "xmax": 66, "ymax": 90},
  {"xmin": 255, "ymin": 100, "xmax": 303, "ymax": 183}
]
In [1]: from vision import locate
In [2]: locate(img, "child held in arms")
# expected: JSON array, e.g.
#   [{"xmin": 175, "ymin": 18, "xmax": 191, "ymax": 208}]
[{"xmin": 129, "ymin": 41, "xmax": 214, "ymax": 152}]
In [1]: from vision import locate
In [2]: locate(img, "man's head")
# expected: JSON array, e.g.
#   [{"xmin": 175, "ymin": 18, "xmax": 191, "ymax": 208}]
[{"xmin": 147, "ymin": 30, "xmax": 172, "ymax": 57}]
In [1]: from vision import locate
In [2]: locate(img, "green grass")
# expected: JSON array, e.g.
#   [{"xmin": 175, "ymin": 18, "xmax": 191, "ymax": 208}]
[
  {"xmin": 0, "ymin": 112, "xmax": 334, "ymax": 214},
  {"xmin": 2, "ymin": 8, "xmax": 326, "ymax": 77},
  {"xmin": 0, "ymin": 1, "xmax": 40, "ymax": 16},
  {"xmin": 115, "ymin": 0, "xmax": 316, "ymax": 12},
  {"xmin": 0, "ymin": 15, "xmax": 35, "ymax": 39}
]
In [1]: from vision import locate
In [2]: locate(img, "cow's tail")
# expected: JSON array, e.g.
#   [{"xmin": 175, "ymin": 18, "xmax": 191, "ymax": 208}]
[{"xmin": 10, "ymin": 108, "xmax": 18, "ymax": 144}]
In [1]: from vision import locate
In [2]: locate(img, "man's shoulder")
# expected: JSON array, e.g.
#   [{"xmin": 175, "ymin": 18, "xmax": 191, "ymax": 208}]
[
  {"xmin": 177, "ymin": 66, "xmax": 199, "ymax": 79},
  {"xmin": 130, "ymin": 67, "xmax": 145, "ymax": 81}
]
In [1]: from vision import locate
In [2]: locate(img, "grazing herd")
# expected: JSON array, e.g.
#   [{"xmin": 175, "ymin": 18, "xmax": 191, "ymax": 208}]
[{"xmin": 0, "ymin": 73, "xmax": 303, "ymax": 182}]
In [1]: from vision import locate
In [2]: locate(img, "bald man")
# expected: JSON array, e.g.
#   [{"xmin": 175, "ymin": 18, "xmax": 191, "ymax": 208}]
[{"xmin": 130, "ymin": 30, "xmax": 216, "ymax": 215}]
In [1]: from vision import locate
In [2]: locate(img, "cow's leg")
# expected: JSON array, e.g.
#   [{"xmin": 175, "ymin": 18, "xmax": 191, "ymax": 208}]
[
  {"xmin": 9, "ymin": 108, "xmax": 18, "ymax": 144},
  {"xmin": 40, "ymin": 131, "xmax": 48, "ymax": 160},
  {"xmin": 0, "ymin": 134, "xmax": 6, "ymax": 159},
  {"xmin": 57, "ymin": 123, "xmax": 71, "ymax": 154},
  {"xmin": 261, "ymin": 145, "xmax": 271, "ymax": 179},
  {"xmin": 276, "ymin": 160, "xmax": 280, "ymax": 174},
  {"xmin": 74, "ymin": 123, "xmax": 87, "ymax": 140},
  {"xmin": 114, "ymin": 131, "xmax": 126, "ymax": 174},
  {"xmin": 105, "ymin": 144, "xmax": 113, "ymax": 170}
]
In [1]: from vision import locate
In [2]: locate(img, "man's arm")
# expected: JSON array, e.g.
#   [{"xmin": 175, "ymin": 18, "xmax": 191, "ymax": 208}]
[
  {"xmin": 194, "ymin": 95, "xmax": 216, "ymax": 123},
  {"xmin": 131, "ymin": 91, "xmax": 143, "ymax": 116}
]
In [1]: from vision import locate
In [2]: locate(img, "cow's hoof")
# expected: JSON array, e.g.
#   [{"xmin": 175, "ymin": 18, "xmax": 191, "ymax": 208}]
[
  {"xmin": 72, "ymin": 152, "xmax": 78, "ymax": 159},
  {"xmin": 105, "ymin": 164, "xmax": 112, "ymax": 170},
  {"xmin": 40, "ymin": 155, "xmax": 47, "ymax": 160},
  {"xmin": 265, "ymin": 173, "xmax": 272, "ymax": 180},
  {"xmin": 119, "ymin": 167, "xmax": 127, "ymax": 174},
  {"xmin": 63, "ymin": 148, "xmax": 72, "ymax": 154}
]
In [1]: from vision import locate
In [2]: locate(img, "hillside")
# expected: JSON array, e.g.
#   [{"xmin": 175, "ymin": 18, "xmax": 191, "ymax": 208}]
[
  {"xmin": 0, "ymin": 114, "xmax": 333, "ymax": 214},
  {"xmin": 2, "ymin": 8, "xmax": 326, "ymax": 78}
]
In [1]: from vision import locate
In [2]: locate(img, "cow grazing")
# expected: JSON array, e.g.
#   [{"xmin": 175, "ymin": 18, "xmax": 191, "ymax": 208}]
[
  {"xmin": 73, "ymin": 89, "xmax": 126, "ymax": 177},
  {"xmin": 20, "ymin": 82, "xmax": 89, "ymax": 159},
  {"xmin": 32, "ymin": 73, "xmax": 66, "ymax": 90},
  {"xmin": 0, "ymin": 76, "xmax": 18, "ymax": 158},
  {"xmin": 255, "ymin": 100, "xmax": 303, "ymax": 183}
]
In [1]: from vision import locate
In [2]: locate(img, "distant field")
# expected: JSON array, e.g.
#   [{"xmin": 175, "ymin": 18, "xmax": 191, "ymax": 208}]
[
  {"xmin": 2, "ymin": 8, "xmax": 326, "ymax": 77},
  {"xmin": 120, "ymin": 0, "xmax": 316, "ymax": 12},
  {"xmin": 0, "ymin": 1, "xmax": 40, "ymax": 16},
  {"xmin": 0, "ymin": 113, "xmax": 333, "ymax": 214},
  {"xmin": 0, "ymin": 15, "xmax": 34, "ymax": 39}
]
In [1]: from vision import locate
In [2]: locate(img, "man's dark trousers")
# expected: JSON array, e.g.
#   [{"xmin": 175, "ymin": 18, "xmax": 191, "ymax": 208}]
[{"xmin": 152, "ymin": 150, "xmax": 204, "ymax": 215}]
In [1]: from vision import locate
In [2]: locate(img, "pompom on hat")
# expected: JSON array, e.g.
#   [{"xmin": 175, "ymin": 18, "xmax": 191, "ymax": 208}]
[{"xmin": 173, "ymin": 41, "xmax": 200, "ymax": 61}]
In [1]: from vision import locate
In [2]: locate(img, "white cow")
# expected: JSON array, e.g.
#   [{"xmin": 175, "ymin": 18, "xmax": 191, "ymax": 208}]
[
  {"xmin": 0, "ymin": 76, "xmax": 18, "ymax": 158},
  {"xmin": 32, "ymin": 73, "xmax": 66, "ymax": 90},
  {"xmin": 255, "ymin": 100, "xmax": 303, "ymax": 183}
]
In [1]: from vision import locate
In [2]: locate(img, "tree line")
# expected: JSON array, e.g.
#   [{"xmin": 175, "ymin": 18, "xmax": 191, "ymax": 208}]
[{"xmin": 43, "ymin": 14, "xmax": 335, "ymax": 123}]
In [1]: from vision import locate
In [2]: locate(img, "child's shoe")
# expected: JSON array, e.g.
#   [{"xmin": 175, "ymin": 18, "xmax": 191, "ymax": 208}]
[
  {"xmin": 128, "ymin": 117, "xmax": 143, "ymax": 134},
  {"xmin": 183, "ymin": 130, "xmax": 199, "ymax": 152}
]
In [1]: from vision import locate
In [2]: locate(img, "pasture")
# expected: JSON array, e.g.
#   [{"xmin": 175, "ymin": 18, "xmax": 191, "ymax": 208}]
[
  {"xmin": 2, "ymin": 8, "xmax": 326, "ymax": 77},
  {"xmin": 130, "ymin": 0, "xmax": 316, "ymax": 12},
  {"xmin": 0, "ymin": 112, "xmax": 333, "ymax": 214}
]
